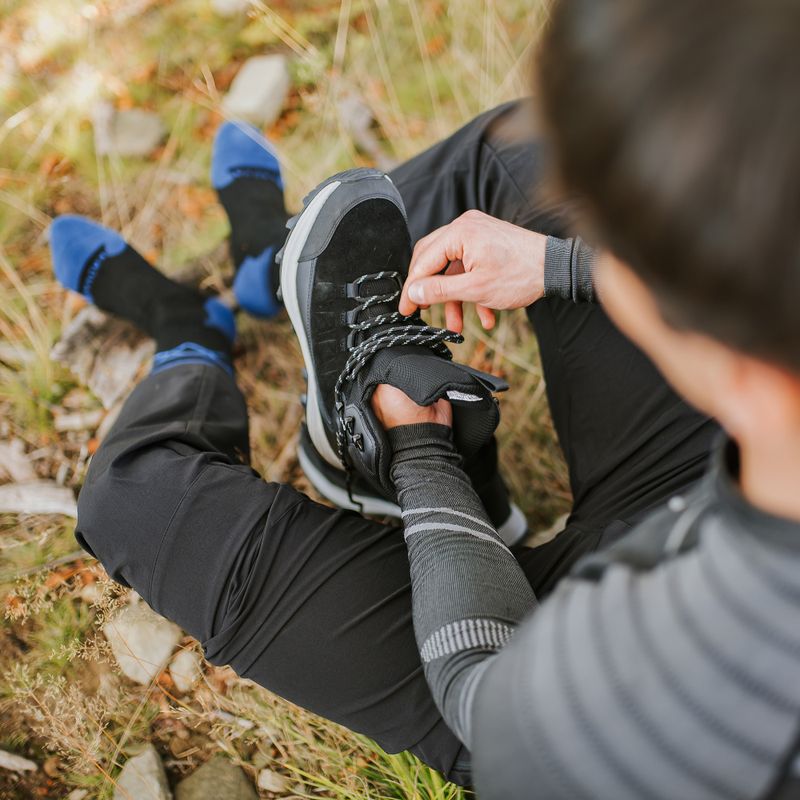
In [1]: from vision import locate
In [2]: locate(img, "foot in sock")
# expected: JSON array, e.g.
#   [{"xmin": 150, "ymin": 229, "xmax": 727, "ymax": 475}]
[
  {"xmin": 279, "ymin": 168, "xmax": 508, "ymax": 504},
  {"xmin": 296, "ymin": 422, "xmax": 529, "ymax": 545},
  {"xmin": 50, "ymin": 215, "xmax": 235, "ymax": 374},
  {"xmin": 212, "ymin": 121, "xmax": 288, "ymax": 319}
]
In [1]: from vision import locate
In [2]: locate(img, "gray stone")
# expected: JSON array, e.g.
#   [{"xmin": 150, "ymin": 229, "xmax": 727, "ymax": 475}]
[
  {"xmin": 222, "ymin": 55, "xmax": 290, "ymax": 125},
  {"xmin": 93, "ymin": 102, "xmax": 165, "ymax": 157},
  {"xmin": 175, "ymin": 756, "xmax": 257, "ymax": 800},
  {"xmin": 103, "ymin": 602, "xmax": 182, "ymax": 685},
  {"xmin": 51, "ymin": 305, "xmax": 155, "ymax": 410},
  {"xmin": 0, "ymin": 481, "xmax": 77, "ymax": 518},
  {"xmin": 0, "ymin": 749, "xmax": 37, "ymax": 772},
  {"xmin": 257, "ymin": 768, "xmax": 289, "ymax": 793},
  {"xmin": 0, "ymin": 439, "xmax": 36, "ymax": 482},
  {"xmin": 169, "ymin": 648, "xmax": 202, "ymax": 694},
  {"xmin": 113, "ymin": 745, "xmax": 171, "ymax": 800},
  {"xmin": 212, "ymin": 0, "xmax": 251, "ymax": 15}
]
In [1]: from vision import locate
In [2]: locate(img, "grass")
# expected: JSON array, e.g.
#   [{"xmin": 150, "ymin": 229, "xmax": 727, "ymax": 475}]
[{"xmin": 0, "ymin": 1, "xmax": 569, "ymax": 797}]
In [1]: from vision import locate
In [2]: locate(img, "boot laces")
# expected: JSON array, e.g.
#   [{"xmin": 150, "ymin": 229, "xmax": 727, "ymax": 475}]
[{"xmin": 332, "ymin": 270, "xmax": 463, "ymax": 505}]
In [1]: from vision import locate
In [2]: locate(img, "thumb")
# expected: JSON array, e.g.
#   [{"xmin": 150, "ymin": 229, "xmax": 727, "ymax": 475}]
[{"xmin": 406, "ymin": 272, "xmax": 483, "ymax": 307}]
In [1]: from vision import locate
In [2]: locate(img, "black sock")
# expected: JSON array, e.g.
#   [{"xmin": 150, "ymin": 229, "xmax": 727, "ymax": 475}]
[
  {"xmin": 88, "ymin": 247, "xmax": 233, "ymax": 354},
  {"xmin": 218, "ymin": 177, "xmax": 288, "ymax": 296}
]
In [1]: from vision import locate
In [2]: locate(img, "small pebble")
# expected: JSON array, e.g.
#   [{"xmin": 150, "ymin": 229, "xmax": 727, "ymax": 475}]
[
  {"xmin": 223, "ymin": 55, "xmax": 290, "ymax": 126},
  {"xmin": 169, "ymin": 648, "xmax": 203, "ymax": 694},
  {"xmin": 257, "ymin": 768, "xmax": 289, "ymax": 793}
]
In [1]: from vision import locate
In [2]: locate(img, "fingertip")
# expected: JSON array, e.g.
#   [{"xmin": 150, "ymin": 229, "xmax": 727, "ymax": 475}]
[
  {"xmin": 478, "ymin": 305, "xmax": 496, "ymax": 330},
  {"xmin": 398, "ymin": 296, "xmax": 415, "ymax": 316},
  {"xmin": 445, "ymin": 301, "xmax": 463, "ymax": 334}
]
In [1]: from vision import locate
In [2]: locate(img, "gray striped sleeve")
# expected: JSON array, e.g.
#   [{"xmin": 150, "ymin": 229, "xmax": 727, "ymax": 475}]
[
  {"xmin": 544, "ymin": 235, "xmax": 596, "ymax": 303},
  {"xmin": 388, "ymin": 423, "xmax": 537, "ymax": 746},
  {"xmin": 471, "ymin": 517, "xmax": 800, "ymax": 799}
]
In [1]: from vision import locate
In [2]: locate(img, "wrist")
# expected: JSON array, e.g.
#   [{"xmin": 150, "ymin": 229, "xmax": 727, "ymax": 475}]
[
  {"xmin": 520, "ymin": 229, "xmax": 547, "ymax": 306},
  {"xmin": 526, "ymin": 232, "xmax": 548, "ymax": 305},
  {"xmin": 387, "ymin": 423, "xmax": 456, "ymax": 465}
]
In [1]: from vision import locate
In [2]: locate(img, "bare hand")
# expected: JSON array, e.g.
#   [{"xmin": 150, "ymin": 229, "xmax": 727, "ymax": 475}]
[
  {"xmin": 371, "ymin": 384, "xmax": 453, "ymax": 429},
  {"xmin": 399, "ymin": 210, "xmax": 548, "ymax": 332}
]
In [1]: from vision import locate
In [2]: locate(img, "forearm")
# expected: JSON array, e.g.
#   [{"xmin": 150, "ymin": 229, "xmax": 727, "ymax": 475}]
[
  {"xmin": 543, "ymin": 235, "xmax": 597, "ymax": 303},
  {"xmin": 388, "ymin": 423, "xmax": 537, "ymax": 747}
]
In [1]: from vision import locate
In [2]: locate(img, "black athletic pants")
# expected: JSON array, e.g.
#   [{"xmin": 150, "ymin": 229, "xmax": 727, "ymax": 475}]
[{"xmin": 75, "ymin": 101, "xmax": 720, "ymax": 783}]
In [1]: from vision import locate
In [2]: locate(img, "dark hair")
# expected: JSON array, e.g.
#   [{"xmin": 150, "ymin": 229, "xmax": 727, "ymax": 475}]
[{"xmin": 537, "ymin": 0, "xmax": 800, "ymax": 371}]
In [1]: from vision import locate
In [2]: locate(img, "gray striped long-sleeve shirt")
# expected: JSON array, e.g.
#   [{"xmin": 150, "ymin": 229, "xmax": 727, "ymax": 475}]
[{"xmin": 389, "ymin": 427, "xmax": 800, "ymax": 800}]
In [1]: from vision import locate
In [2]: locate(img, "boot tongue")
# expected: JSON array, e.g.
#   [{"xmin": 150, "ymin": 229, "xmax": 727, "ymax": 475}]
[{"xmin": 355, "ymin": 347, "xmax": 505, "ymax": 459}]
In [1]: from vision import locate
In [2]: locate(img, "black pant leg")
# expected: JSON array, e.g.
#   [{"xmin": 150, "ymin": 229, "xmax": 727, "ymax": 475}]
[
  {"xmin": 390, "ymin": 99, "xmax": 567, "ymax": 243},
  {"xmin": 77, "ymin": 364, "xmax": 469, "ymax": 781}
]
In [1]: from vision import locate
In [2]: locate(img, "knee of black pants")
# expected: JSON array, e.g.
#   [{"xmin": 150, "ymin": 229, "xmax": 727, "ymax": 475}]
[
  {"xmin": 76, "ymin": 435, "xmax": 280, "ymax": 643},
  {"xmin": 75, "ymin": 441, "xmax": 213, "ymax": 602}
]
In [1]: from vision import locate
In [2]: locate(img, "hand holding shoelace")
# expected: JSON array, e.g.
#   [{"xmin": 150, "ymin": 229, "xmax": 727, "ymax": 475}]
[
  {"xmin": 371, "ymin": 384, "xmax": 453, "ymax": 429},
  {"xmin": 398, "ymin": 210, "xmax": 548, "ymax": 331}
]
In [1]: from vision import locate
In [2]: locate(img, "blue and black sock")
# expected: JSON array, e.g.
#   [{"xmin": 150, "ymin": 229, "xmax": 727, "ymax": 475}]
[
  {"xmin": 212, "ymin": 121, "xmax": 288, "ymax": 318},
  {"xmin": 50, "ymin": 215, "xmax": 235, "ymax": 374}
]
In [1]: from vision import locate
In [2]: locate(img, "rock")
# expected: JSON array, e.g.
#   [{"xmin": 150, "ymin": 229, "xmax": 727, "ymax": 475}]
[
  {"xmin": 169, "ymin": 648, "xmax": 202, "ymax": 694},
  {"xmin": 222, "ymin": 55, "xmax": 290, "ymax": 125},
  {"xmin": 257, "ymin": 768, "xmax": 289, "ymax": 793},
  {"xmin": 103, "ymin": 602, "xmax": 182, "ymax": 685},
  {"xmin": 93, "ymin": 102, "xmax": 165, "ymax": 157},
  {"xmin": 0, "ymin": 749, "xmax": 37, "ymax": 772},
  {"xmin": 0, "ymin": 481, "xmax": 77, "ymax": 518},
  {"xmin": 66, "ymin": 790, "xmax": 89, "ymax": 800},
  {"xmin": 51, "ymin": 306, "xmax": 155, "ymax": 410},
  {"xmin": 113, "ymin": 745, "xmax": 171, "ymax": 800},
  {"xmin": 0, "ymin": 439, "xmax": 36, "ymax": 482},
  {"xmin": 175, "ymin": 755, "xmax": 257, "ymax": 800},
  {"xmin": 212, "ymin": 0, "xmax": 251, "ymax": 15},
  {"xmin": 53, "ymin": 408, "xmax": 104, "ymax": 432}
]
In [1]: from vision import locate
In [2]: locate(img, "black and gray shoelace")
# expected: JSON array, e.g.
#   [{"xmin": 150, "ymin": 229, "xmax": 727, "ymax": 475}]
[{"xmin": 333, "ymin": 270, "xmax": 463, "ymax": 504}]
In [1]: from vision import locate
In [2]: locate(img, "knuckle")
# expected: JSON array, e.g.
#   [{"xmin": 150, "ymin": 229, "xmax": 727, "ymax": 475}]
[{"xmin": 432, "ymin": 277, "xmax": 447, "ymax": 299}]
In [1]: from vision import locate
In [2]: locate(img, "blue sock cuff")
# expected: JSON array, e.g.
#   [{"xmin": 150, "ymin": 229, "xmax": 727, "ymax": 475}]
[
  {"xmin": 82, "ymin": 248, "xmax": 112, "ymax": 304},
  {"xmin": 212, "ymin": 121, "xmax": 283, "ymax": 190},
  {"xmin": 151, "ymin": 342, "xmax": 233, "ymax": 376},
  {"xmin": 203, "ymin": 297, "xmax": 237, "ymax": 342},
  {"xmin": 233, "ymin": 247, "xmax": 281, "ymax": 319}
]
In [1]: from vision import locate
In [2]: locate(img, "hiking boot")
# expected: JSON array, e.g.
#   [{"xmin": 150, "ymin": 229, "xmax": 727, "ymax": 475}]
[
  {"xmin": 279, "ymin": 167, "xmax": 508, "ymax": 502},
  {"xmin": 297, "ymin": 423, "xmax": 529, "ymax": 545}
]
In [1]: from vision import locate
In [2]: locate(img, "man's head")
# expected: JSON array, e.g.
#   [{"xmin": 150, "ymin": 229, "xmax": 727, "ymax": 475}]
[{"xmin": 537, "ymin": 0, "xmax": 800, "ymax": 439}]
